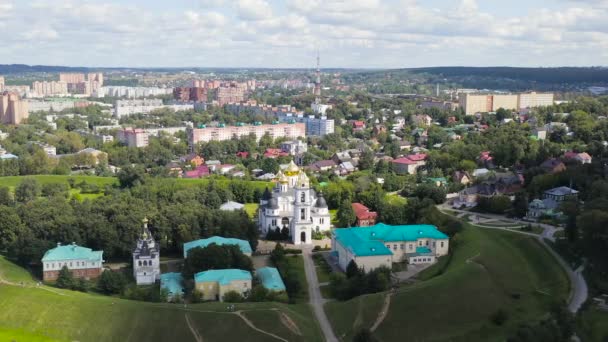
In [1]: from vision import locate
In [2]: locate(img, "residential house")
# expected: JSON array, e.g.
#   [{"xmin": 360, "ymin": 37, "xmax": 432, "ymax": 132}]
[
  {"xmin": 412, "ymin": 114, "xmax": 432, "ymax": 127},
  {"xmin": 220, "ymin": 201, "xmax": 245, "ymax": 211},
  {"xmin": 332, "ymin": 223, "xmax": 449, "ymax": 271},
  {"xmin": 352, "ymin": 121, "xmax": 366, "ymax": 131},
  {"xmin": 391, "ymin": 153, "xmax": 427, "ymax": 175},
  {"xmin": 308, "ymin": 160, "xmax": 338, "ymax": 173},
  {"xmin": 180, "ymin": 153, "xmax": 204, "ymax": 167},
  {"xmin": 280, "ymin": 140, "xmax": 307, "ymax": 156},
  {"xmin": 194, "ymin": 269, "xmax": 252, "ymax": 301},
  {"xmin": 426, "ymin": 177, "xmax": 448, "ymax": 187},
  {"xmin": 236, "ymin": 151, "xmax": 249, "ymax": 159},
  {"xmin": 352, "ymin": 203, "xmax": 378, "ymax": 227},
  {"xmin": 183, "ymin": 165, "xmax": 209, "ymax": 178},
  {"xmin": 263, "ymin": 148, "xmax": 289, "ymax": 159},
  {"xmin": 526, "ymin": 186, "xmax": 579, "ymax": 220},
  {"xmin": 398, "ymin": 140, "xmax": 412, "ymax": 151},
  {"xmin": 373, "ymin": 125, "xmax": 387, "ymax": 136},
  {"xmin": 563, "ymin": 152, "xmax": 592, "ymax": 164},
  {"xmin": 540, "ymin": 158, "xmax": 566, "ymax": 174},
  {"xmin": 452, "ymin": 171, "xmax": 471, "ymax": 185},
  {"xmin": 478, "ymin": 151, "xmax": 495, "ymax": 168}
]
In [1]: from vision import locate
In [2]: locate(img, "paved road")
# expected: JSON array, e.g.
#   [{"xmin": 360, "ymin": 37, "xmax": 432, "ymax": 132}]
[
  {"xmin": 438, "ymin": 205, "xmax": 588, "ymax": 313},
  {"xmin": 302, "ymin": 247, "xmax": 338, "ymax": 342}
]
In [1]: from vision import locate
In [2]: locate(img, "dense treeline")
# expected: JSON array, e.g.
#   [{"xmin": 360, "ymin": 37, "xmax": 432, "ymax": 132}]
[
  {"xmin": 412, "ymin": 67, "xmax": 608, "ymax": 84},
  {"xmin": 0, "ymin": 178, "xmax": 259, "ymax": 267}
]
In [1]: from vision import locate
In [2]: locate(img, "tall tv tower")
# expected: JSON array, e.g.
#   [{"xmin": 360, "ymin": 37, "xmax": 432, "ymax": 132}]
[{"xmin": 314, "ymin": 50, "xmax": 321, "ymax": 103}]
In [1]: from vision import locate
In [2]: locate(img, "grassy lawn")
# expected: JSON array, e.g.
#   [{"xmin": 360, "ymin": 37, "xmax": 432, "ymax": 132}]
[
  {"xmin": 0, "ymin": 175, "xmax": 117, "ymax": 189},
  {"xmin": 320, "ymin": 285, "xmax": 332, "ymax": 299},
  {"xmin": 324, "ymin": 225, "xmax": 570, "ymax": 342},
  {"xmin": 285, "ymin": 255, "xmax": 309, "ymax": 302},
  {"xmin": 312, "ymin": 254, "xmax": 332, "ymax": 284},
  {"xmin": 0, "ymin": 256, "xmax": 37, "ymax": 285},
  {"xmin": 577, "ymin": 307, "xmax": 608, "ymax": 342},
  {"xmin": 329, "ymin": 209, "xmax": 337, "ymax": 225},
  {"xmin": 0, "ymin": 255, "xmax": 322, "ymax": 342},
  {"xmin": 242, "ymin": 305, "xmax": 323, "ymax": 342},
  {"xmin": 243, "ymin": 203, "xmax": 259, "ymax": 219}
]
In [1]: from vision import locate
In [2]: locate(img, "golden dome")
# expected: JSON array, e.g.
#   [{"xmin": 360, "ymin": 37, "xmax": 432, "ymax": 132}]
[
  {"xmin": 284, "ymin": 160, "xmax": 300, "ymax": 176},
  {"xmin": 277, "ymin": 171, "xmax": 289, "ymax": 184}
]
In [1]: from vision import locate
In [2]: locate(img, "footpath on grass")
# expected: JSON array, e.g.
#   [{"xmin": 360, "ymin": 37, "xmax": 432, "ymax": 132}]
[
  {"xmin": 438, "ymin": 205, "xmax": 588, "ymax": 313},
  {"xmin": 302, "ymin": 247, "xmax": 338, "ymax": 342}
]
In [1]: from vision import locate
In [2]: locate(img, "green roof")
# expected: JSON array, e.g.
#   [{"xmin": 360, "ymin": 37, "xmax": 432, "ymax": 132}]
[
  {"xmin": 333, "ymin": 223, "xmax": 448, "ymax": 257},
  {"xmin": 160, "ymin": 273, "xmax": 184, "ymax": 297},
  {"xmin": 183, "ymin": 236, "xmax": 252, "ymax": 258},
  {"xmin": 194, "ymin": 269, "xmax": 251, "ymax": 285},
  {"xmin": 256, "ymin": 267, "xmax": 286, "ymax": 291},
  {"xmin": 41, "ymin": 243, "xmax": 103, "ymax": 262}
]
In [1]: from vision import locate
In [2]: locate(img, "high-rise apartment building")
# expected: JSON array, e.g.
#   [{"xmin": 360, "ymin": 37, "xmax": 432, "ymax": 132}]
[
  {"xmin": 0, "ymin": 92, "xmax": 29, "ymax": 125},
  {"xmin": 32, "ymin": 81, "xmax": 68, "ymax": 97},
  {"xmin": 518, "ymin": 92, "xmax": 554, "ymax": 109},
  {"xmin": 173, "ymin": 87, "xmax": 207, "ymax": 102},
  {"xmin": 59, "ymin": 73, "xmax": 104, "ymax": 96},
  {"xmin": 216, "ymin": 82, "xmax": 246, "ymax": 106},
  {"xmin": 59, "ymin": 73, "xmax": 86, "ymax": 84}
]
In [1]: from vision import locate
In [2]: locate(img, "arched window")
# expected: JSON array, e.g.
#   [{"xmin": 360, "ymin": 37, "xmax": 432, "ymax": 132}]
[
  {"xmin": 300, "ymin": 192, "xmax": 305, "ymax": 203},
  {"xmin": 138, "ymin": 260, "xmax": 142, "ymax": 266}
]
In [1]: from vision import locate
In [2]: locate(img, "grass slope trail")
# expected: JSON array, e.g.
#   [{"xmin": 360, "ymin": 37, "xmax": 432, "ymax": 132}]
[
  {"xmin": 0, "ymin": 256, "xmax": 323, "ymax": 342},
  {"xmin": 325, "ymin": 226, "xmax": 570, "ymax": 342}
]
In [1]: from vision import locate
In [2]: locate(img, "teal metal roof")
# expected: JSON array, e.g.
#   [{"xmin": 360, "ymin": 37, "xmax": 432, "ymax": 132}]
[
  {"xmin": 194, "ymin": 269, "xmax": 252, "ymax": 285},
  {"xmin": 183, "ymin": 236, "xmax": 252, "ymax": 258},
  {"xmin": 256, "ymin": 267, "xmax": 286, "ymax": 291},
  {"xmin": 160, "ymin": 273, "xmax": 184, "ymax": 297},
  {"xmin": 416, "ymin": 247, "xmax": 433, "ymax": 255},
  {"xmin": 333, "ymin": 223, "xmax": 448, "ymax": 257},
  {"xmin": 41, "ymin": 243, "xmax": 103, "ymax": 262}
]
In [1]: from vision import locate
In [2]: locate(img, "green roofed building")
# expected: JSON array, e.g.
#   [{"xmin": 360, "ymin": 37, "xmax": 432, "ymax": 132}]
[
  {"xmin": 41, "ymin": 242, "xmax": 104, "ymax": 282},
  {"xmin": 332, "ymin": 223, "xmax": 449, "ymax": 271},
  {"xmin": 183, "ymin": 236, "xmax": 252, "ymax": 258},
  {"xmin": 160, "ymin": 273, "xmax": 184, "ymax": 301},
  {"xmin": 256, "ymin": 267, "xmax": 286, "ymax": 292},
  {"xmin": 194, "ymin": 269, "xmax": 252, "ymax": 301}
]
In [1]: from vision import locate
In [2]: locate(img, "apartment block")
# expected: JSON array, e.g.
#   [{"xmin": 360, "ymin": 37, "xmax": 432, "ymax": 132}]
[
  {"xmin": 173, "ymin": 87, "xmax": 207, "ymax": 102},
  {"xmin": 188, "ymin": 122, "xmax": 305, "ymax": 146},
  {"xmin": 32, "ymin": 81, "xmax": 68, "ymax": 97},
  {"xmin": 459, "ymin": 92, "xmax": 554, "ymax": 115},
  {"xmin": 117, "ymin": 128, "xmax": 149, "ymax": 148},
  {"xmin": 216, "ymin": 82, "xmax": 246, "ymax": 106},
  {"xmin": 0, "ymin": 92, "xmax": 29, "ymax": 125}
]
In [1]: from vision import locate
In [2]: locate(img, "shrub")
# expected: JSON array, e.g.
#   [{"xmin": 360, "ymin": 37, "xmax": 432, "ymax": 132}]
[
  {"xmin": 98, "ymin": 270, "xmax": 127, "ymax": 295},
  {"xmin": 223, "ymin": 290, "xmax": 244, "ymax": 303}
]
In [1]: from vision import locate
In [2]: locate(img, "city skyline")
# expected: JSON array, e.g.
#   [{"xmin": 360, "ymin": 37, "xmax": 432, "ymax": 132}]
[{"xmin": 0, "ymin": 0, "xmax": 607, "ymax": 68}]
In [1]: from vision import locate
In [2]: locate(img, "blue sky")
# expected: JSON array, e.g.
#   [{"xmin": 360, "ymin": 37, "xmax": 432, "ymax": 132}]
[{"xmin": 0, "ymin": 0, "xmax": 607, "ymax": 68}]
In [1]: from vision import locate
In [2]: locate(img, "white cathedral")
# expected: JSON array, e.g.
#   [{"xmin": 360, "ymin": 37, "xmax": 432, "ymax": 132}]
[
  {"xmin": 258, "ymin": 161, "xmax": 331, "ymax": 245},
  {"xmin": 132, "ymin": 218, "xmax": 160, "ymax": 285}
]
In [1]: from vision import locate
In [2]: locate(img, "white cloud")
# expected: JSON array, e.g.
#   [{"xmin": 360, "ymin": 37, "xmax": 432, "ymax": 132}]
[{"xmin": 237, "ymin": 0, "xmax": 273, "ymax": 21}]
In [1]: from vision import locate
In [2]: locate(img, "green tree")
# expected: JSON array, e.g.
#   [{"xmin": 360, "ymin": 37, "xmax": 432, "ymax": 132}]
[
  {"xmin": 15, "ymin": 178, "xmax": 40, "ymax": 203},
  {"xmin": 41, "ymin": 182, "xmax": 69, "ymax": 198},
  {"xmin": 0, "ymin": 186, "xmax": 13, "ymax": 206},
  {"xmin": 337, "ymin": 199, "xmax": 356, "ymax": 228},
  {"xmin": 117, "ymin": 165, "xmax": 146, "ymax": 188},
  {"xmin": 0, "ymin": 206, "xmax": 25, "ymax": 252},
  {"xmin": 98, "ymin": 270, "xmax": 127, "ymax": 294},
  {"xmin": 55, "ymin": 266, "xmax": 74, "ymax": 288}
]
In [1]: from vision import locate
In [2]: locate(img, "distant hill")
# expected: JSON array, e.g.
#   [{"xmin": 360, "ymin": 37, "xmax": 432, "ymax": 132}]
[
  {"xmin": 408, "ymin": 66, "xmax": 608, "ymax": 84},
  {"xmin": 0, "ymin": 64, "xmax": 96, "ymax": 74}
]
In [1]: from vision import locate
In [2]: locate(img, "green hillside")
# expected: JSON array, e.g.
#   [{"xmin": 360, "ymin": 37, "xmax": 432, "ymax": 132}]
[
  {"xmin": 0, "ymin": 257, "xmax": 323, "ymax": 342},
  {"xmin": 325, "ymin": 226, "xmax": 570, "ymax": 341}
]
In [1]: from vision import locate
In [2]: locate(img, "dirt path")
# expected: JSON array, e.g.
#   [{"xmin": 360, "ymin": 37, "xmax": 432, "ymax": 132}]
[
  {"xmin": 371, "ymin": 291, "xmax": 393, "ymax": 332},
  {"xmin": 185, "ymin": 313, "xmax": 203, "ymax": 342},
  {"xmin": 235, "ymin": 311, "xmax": 289, "ymax": 342},
  {"xmin": 279, "ymin": 311, "xmax": 302, "ymax": 336}
]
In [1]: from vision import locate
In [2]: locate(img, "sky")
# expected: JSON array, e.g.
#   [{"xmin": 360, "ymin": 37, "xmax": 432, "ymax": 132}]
[{"xmin": 0, "ymin": 0, "xmax": 607, "ymax": 68}]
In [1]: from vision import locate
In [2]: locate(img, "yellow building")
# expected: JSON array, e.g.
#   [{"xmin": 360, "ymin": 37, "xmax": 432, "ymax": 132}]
[
  {"xmin": 194, "ymin": 269, "xmax": 252, "ymax": 301},
  {"xmin": 460, "ymin": 92, "xmax": 553, "ymax": 115}
]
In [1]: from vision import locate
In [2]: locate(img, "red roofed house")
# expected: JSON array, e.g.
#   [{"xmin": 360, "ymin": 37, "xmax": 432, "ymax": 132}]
[
  {"xmin": 263, "ymin": 148, "xmax": 289, "ymax": 159},
  {"xmin": 236, "ymin": 151, "xmax": 249, "ymax": 158},
  {"xmin": 181, "ymin": 153, "xmax": 205, "ymax": 167},
  {"xmin": 478, "ymin": 151, "xmax": 494, "ymax": 168},
  {"xmin": 540, "ymin": 158, "xmax": 566, "ymax": 174},
  {"xmin": 563, "ymin": 152, "xmax": 592, "ymax": 164},
  {"xmin": 352, "ymin": 203, "xmax": 377, "ymax": 227},
  {"xmin": 391, "ymin": 157, "xmax": 419, "ymax": 174},
  {"xmin": 184, "ymin": 165, "xmax": 210, "ymax": 178},
  {"xmin": 352, "ymin": 121, "xmax": 366, "ymax": 131}
]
